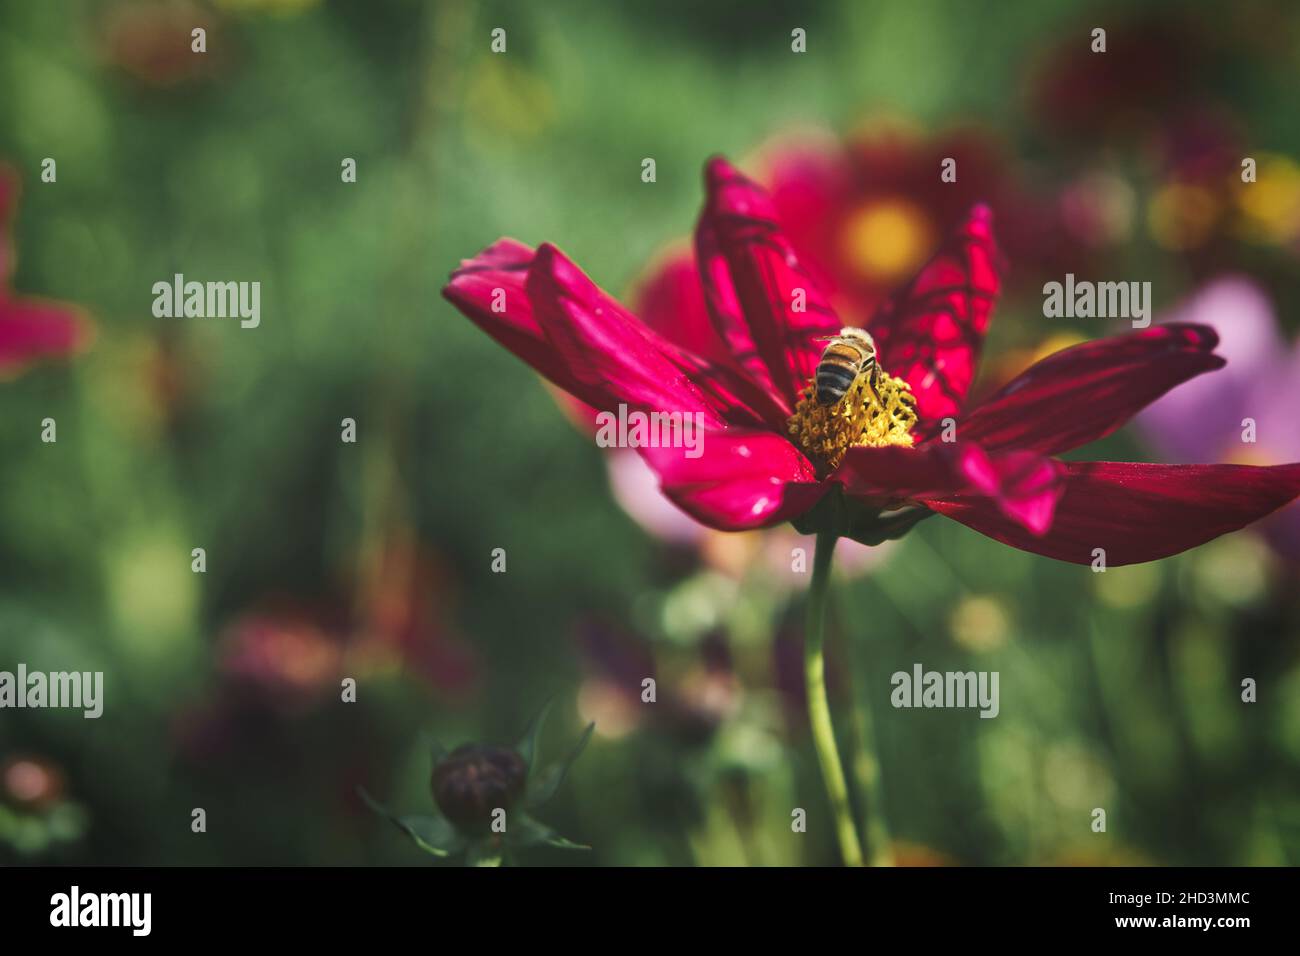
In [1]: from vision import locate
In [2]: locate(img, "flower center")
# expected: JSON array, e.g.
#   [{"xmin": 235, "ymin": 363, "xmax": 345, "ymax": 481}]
[
  {"xmin": 787, "ymin": 365, "xmax": 918, "ymax": 471},
  {"xmin": 840, "ymin": 199, "xmax": 935, "ymax": 284}
]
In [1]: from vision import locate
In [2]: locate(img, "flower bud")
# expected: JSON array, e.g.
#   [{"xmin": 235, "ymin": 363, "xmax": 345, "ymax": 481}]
[{"xmin": 431, "ymin": 744, "xmax": 527, "ymax": 828}]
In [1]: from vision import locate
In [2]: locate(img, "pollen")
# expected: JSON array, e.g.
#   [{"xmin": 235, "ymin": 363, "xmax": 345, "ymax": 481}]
[{"xmin": 787, "ymin": 367, "xmax": 918, "ymax": 471}]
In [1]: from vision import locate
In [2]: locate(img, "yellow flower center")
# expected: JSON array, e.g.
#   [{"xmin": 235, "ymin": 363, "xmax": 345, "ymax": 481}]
[
  {"xmin": 840, "ymin": 199, "xmax": 935, "ymax": 284},
  {"xmin": 786, "ymin": 366, "xmax": 918, "ymax": 472}
]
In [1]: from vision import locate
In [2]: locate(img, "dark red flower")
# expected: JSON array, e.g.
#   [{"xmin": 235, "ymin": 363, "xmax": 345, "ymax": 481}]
[
  {"xmin": 430, "ymin": 744, "xmax": 528, "ymax": 828},
  {"xmin": 443, "ymin": 157, "xmax": 1300, "ymax": 567},
  {"xmin": 1028, "ymin": 16, "xmax": 1205, "ymax": 145}
]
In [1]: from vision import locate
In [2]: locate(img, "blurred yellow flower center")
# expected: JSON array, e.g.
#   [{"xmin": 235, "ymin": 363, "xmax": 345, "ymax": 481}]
[
  {"xmin": 1234, "ymin": 153, "xmax": 1300, "ymax": 244},
  {"xmin": 840, "ymin": 199, "xmax": 934, "ymax": 283},
  {"xmin": 1147, "ymin": 183, "xmax": 1219, "ymax": 250},
  {"xmin": 787, "ymin": 367, "xmax": 917, "ymax": 471}
]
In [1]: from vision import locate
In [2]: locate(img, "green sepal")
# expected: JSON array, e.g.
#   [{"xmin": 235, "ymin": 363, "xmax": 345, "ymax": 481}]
[
  {"xmin": 515, "ymin": 698, "xmax": 555, "ymax": 772},
  {"xmin": 525, "ymin": 721, "xmax": 594, "ymax": 808},
  {"xmin": 792, "ymin": 484, "xmax": 934, "ymax": 546},
  {"xmin": 509, "ymin": 813, "xmax": 591, "ymax": 851},
  {"xmin": 358, "ymin": 788, "xmax": 463, "ymax": 858},
  {"xmin": 542, "ymin": 832, "xmax": 590, "ymax": 851}
]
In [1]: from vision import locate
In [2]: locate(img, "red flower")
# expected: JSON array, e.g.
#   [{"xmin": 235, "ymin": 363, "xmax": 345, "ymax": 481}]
[
  {"xmin": 0, "ymin": 165, "xmax": 91, "ymax": 379},
  {"xmin": 444, "ymin": 157, "xmax": 1300, "ymax": 567},
  {"xmin": 0, "ymin": 298, "xmax": 88, "ymax": 378}
]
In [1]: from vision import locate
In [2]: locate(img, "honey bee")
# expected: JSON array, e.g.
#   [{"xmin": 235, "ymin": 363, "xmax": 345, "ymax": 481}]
[{"xmin": 814, "ymin": 327, "xmax": 879, "ymax": 406}]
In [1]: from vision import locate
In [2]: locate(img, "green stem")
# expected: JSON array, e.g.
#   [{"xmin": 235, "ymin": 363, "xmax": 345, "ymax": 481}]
[
  {"xmin": 846, "ymin": 657, "xmax": 895, "ymax": 866},
  {"xmin": 829, "ymin": 578, "xmax": 895, "ymax": 866},
  {"xmin": 805, "ymin": 531, "xmax": 865, "ymax": 867}
]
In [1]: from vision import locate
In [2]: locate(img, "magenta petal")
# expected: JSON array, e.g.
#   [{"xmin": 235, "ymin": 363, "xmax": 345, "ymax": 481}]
[
  {"xmin": 446, "ymin": 240, "xmax": 780, "ymax": 428},
  {"xmin": 524, "ymin": 244, "xmax": 725, "ymax": 426},
  {"xmin": 945, "ymin": 448, "xmax": 1065, "ymax": 534},
  {"xmin": 867, "ymin": 204, "xmax": 1001, "ymax": 427},
  {"xmin": 695, "ymin": 157, "xmax": 841, "ymax": 410},
  {"xmin": 526, "ymin": 242, "xmax": 791, "ymax": 429},
  {"xmin": 442, "ymin": 239, "xmax": 599, "ymax": 404},
  {"xmin": 0, "ymin": 297, "xmax": 90, "ymax": 374},
  {"xmin": 632, "ymin": 248, "xmax": 733, "ymax": 368},
  {"xmin": 928, "ymin": 461, "xmax": 1300, "ymax": 566},
  {"xmin": 836, "ymin": 441, "xmax": 1064, "ymax": 534},
  {"xmin": 638, "ymin": 428, "xmax": 825, "ymax": 530},
  {"xmin": 959, "ymin": 323, "xmax": 1225, "ymax": 455}
]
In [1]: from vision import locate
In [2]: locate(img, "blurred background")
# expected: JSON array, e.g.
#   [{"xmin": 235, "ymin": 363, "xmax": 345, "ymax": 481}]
[{"xmin": 2, "ymin": 0, "xmax": 1300, "ymax": 866}]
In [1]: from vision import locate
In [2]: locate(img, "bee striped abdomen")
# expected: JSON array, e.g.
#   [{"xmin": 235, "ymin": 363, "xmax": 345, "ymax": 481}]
[{"xmin": 815, "ymin": 341, "xmax": 872, "ymax": 405}]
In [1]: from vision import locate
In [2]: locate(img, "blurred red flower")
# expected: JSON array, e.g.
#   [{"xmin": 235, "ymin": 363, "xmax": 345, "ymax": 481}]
[
  {"xmin": 100, "ymin": 0, "xmax": 223, "ymax": 88},
  {"xmin": 353, "ymin": 535, "xmax": 481, "ymax": 699}
]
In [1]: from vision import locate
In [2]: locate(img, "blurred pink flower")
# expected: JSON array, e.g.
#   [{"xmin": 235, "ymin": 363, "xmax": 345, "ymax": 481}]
[
  {"xmin": 218, "ymin": 607, "xmax": 346, "ymax": 706},
  {"xmin": 574, "ymin": 617, "xmax": 739, "ymax": 745},
  {"xmin": 1, "ymin": 756, "xmax": 65, "ymax": 812},
  {"xmin": 607, "ymin": 448, "xmax": 706, "ymax": 546},
  {"xmin": 0, "ymin": 164, "xmax": 92, "ymax": 379}
]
